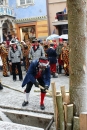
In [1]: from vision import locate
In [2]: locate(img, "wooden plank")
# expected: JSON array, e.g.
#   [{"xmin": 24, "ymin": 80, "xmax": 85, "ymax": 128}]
[
  {"xmin": 51, "ymin": 82, "xmax": 58, "ymax": 130},
  {"xmin": 80, "ymin": 113, "xmax": 87, "ymax": 130},
  {"xmin": 66, "ymin": 104, "xmax": 73, "ymax": 130},
  {"xmin": 56, "ymin": 94, "xmax": 65, "ymax": 130},
  {"xmin": 73, "ymin": 116, "xmax": 80, "ymax": 130},
  {"xmin": 61, "ymin": 86, "xmax": 66, "ymax": 102}
]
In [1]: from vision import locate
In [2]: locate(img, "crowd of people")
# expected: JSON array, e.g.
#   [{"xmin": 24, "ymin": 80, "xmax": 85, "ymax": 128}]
[{"xmin": 0, "ymin": 33, "xmax": 69, "ymax": 110}]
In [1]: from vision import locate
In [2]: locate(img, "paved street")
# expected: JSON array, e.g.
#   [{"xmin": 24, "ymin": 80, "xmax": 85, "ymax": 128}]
[{"xmin": 0, "ymin": 69, "xmax": 69, "ymax": 114}]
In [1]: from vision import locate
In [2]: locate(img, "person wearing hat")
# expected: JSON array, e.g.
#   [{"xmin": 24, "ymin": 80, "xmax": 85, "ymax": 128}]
[
  {"xmin": 22, "ymin": 56, "xmax": 50, "ymax": 110},
  {"xmin": 29, "ymin": 38, "xmax": 45, "ymax": 61},
  {"xmin": 8, "ymin": 40, "xmax": 23, "ymax": 81}
]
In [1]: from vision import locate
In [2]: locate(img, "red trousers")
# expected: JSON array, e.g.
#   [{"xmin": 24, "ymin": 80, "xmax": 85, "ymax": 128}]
[{"xmin": 50, "ymin": 63, "xmax": 56, "ymax": 73}]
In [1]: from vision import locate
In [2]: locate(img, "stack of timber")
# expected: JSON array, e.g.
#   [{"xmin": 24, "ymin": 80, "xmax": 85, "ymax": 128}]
[{"xmin": 51, "ymin": 82, "xmax": 80, "ymax": 130}]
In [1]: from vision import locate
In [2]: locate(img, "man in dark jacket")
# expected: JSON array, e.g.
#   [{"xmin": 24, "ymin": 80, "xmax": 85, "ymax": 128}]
[
  {"xmin": 46, "ymin": 42, "xmax": 58, "ymax": 78},
  {"xmin": 22, "ymin": 57, "xmax": 50, "ymax": 110}
]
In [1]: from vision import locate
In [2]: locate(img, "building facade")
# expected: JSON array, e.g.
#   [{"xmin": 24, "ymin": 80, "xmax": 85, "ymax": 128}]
[
  {"xmin": 0, "ymin": 0, "xmax": 48, "ymax": 42},
  {"xmin": 46, "ymin": 0, "xmax": 67, "ymax": 35}
]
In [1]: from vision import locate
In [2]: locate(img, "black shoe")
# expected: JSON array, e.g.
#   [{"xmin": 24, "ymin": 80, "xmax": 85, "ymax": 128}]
[
  {"xmin": 22, "ymin": 101, "xmax": 28, "ymax": 107},
  {"xmin": 0, "ymin": 86, "xmax": 3, "ymax": 90},
  {"xmin": 0, "ymin": 82, "xmax": 3, "ymax": 90},
  {"xmin": 40, "ymin": 104, "xmax": 45, "ymax": 110}
]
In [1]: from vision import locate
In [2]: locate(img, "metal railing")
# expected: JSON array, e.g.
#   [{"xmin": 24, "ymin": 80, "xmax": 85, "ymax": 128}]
[
  {"xmin": 56, "ymin": 14, "xmax": 68, "ymax": 21},
  {"xmin": 0, "ymin": 5, "xmax": 15, "ymax": 17}
]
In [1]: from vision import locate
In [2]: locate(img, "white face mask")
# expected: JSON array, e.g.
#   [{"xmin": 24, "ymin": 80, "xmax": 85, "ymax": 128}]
[{"xmin": 39, "ymin": 62, "xmax": 49, "ymax": 67}]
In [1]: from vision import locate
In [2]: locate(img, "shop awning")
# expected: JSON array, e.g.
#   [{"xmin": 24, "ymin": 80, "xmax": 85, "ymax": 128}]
[{"xmin": 52, "ymin": 20, "xmax": 68, "ymax": 26}]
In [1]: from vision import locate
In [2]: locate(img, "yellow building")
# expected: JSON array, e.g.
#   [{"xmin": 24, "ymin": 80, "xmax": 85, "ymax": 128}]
[{"xmin": 15, "ymin": 16, "xmax": 48, "ymax": 41}]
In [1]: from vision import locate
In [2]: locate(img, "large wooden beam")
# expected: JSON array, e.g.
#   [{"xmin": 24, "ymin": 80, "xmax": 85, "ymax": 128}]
[
  {"xmin": 56, "ymin": 94, "xmax": 65, "ymax": 130},
  {"xmin": 80, "ymin": 113, "xmax": 87, "ymax": 130},
  {"xmin": 51, "ymin": 82, "xmax": 58, "ymax": 130}
]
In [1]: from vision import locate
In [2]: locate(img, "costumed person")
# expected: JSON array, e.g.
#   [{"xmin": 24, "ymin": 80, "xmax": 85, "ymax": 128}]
[
  {"xmin": 61, "ymin": 40, "xmax": 69, "ymax": 76},
  {"xmin": 24, "ymin": 39, "xmax": 31, "ymax": 71},
  {"xmin": 43, "ymin": 40, "xmax": 49, "ymax": 57},
  {"xmin": 56, "ymin": 38, "xmax": 64, "ymax": 74},
  {"xmin": 8, "ymin": 40, "xmax": 23, "ymax": 81},
  {"xmin": 1, "ymin": 41, "xmax": 9, "ymax": 77},
  {"xmin": 0, "ymin": 44, "xmax": 3, "ymax": 90},
  {"xmin": 22, "ymin": 57, "xmax": 50, "ymax": 110},
  {"xmin": 29, "ymin": 38, "xmax": 45, "ymax": 60},
  {"xmin": 46, "ymin": 41, "xmax": 58, "ymax": 78}
]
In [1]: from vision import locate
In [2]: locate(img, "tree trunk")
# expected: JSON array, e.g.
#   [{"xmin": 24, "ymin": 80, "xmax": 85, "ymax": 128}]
[{"xmin": 67, "ymin": 0, "xmax": 87, "ymax": 115}]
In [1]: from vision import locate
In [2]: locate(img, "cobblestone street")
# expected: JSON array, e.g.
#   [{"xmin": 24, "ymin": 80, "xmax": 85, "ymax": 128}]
[
  {"xmin": 0, "ymin": 70, "xmax": 69, "ymax": 129},
  {"xmin": 0, "ymin": 70, "xmax": 69, "ymax": 114}
]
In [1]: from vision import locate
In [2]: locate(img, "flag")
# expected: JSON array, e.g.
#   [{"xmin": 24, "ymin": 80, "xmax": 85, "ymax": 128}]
[{"xmin": 63, "ymin": 7, "xmax": 66, "ymax": 14}]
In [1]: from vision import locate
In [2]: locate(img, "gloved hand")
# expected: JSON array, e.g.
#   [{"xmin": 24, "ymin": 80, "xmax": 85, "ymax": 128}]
[
  {"xmin": 43, "ymin": 85, "xmax": 49, "ymax": 92},
  {"xmin": 34, "ymin": 81, "xmax": 39, "ymax": 88}
]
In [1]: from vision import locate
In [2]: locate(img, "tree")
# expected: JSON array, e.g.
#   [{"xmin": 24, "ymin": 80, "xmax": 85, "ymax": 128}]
[{"xmin": 67, "ymin": 0, "xmax": 87, "ymax": 115}]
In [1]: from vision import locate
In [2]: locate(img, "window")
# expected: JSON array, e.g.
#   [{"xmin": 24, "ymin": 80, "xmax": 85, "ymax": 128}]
[
  {"xmin": 20, "ymin": 0, "xmax": 33, "ymax": 5},
  {"xmin": 0, "ymin": 0, "xmax": 3, "ymax": 5},
  {"xmin": 17, "ymin": 0, "xmax": 34, "ymax": 7}
]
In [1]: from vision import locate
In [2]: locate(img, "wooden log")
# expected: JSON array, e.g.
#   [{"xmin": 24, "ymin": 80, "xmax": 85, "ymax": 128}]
[
  {"xmin": 66, "ymin": 104, "xmax": 73, "ymax": 130},
  {"xmin": 56, "ymin": 94, "xmax": 65, "ymax": 130},
  {"xmin": 80, "ymin": 112, "xmax": 87, "ymax": 130},
  {"xmin": 39, "ymin": 85, "xmax": 52, "ymax": 96},
  {"xmin": 64, "ymin": 93, "xmax": 70, "ymax": 104},
  {"xmin": 51, "ymin": 82, "xmax": 58, "ymax": 130},
  {"xmin": 73, "ymin": 116, "xmax": 80, "ymax": 130},
  {"xmin": 64, "ymin": 104, "xmax": 67, "ymax": 129},
  {"xmin": 61, "ymin": 86, "xmax": 66, "ymax": 102},
  {"xmin": 61, "ymin": 86, "xmax": 70, "ymax": 105}
]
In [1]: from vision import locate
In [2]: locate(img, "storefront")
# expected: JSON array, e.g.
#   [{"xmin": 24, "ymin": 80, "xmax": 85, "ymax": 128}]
[{"xmin": 15, "ymin": 16, "xmax": 48, "ymax": 41}]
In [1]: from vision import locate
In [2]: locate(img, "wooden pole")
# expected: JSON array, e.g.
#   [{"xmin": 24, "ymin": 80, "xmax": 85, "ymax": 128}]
[
  {"xmin": 39, "ymin": 85, "xmax": 52, "ymax": 96},
  {"xmin": 80, "ymin": 113, "xmax": 87, "ymax": 130},
  {"xmin": 66, "ymin": 104, "xmax": 73, "ymax": 130},
  {"xmin": 64, "ymin": 104, "xmax": 67, "ymax": 129},
  {"xmin": 73, "ymin": 116, "xmax": 80, "ymax": 130},
  {"xmin": 61, "ymin": 86, "xmax": 66, "ymax": 103},
  {"xmin": 56, "ymin": 94, "xmax": 65, "ymax": 130},
  {"xmin": 51, "ymin": 82, "xmax": 58, "ymax": 130}
]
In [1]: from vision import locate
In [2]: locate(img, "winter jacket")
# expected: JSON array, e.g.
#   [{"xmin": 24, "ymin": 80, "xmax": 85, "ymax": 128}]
[
  {"xmin": 46, "ymin": 47, "xmax": 57, "ymax": 64},
  {"xmin": 8, "ymin": 46, "xmax": 23, "ymax": 63},
  {"xmin": 29, "ymin": 45, "xmax": 45, "ymax": 60},
  {"xmin": 22, "ymin": 60, "xmax": 50, "ymax": 87}
]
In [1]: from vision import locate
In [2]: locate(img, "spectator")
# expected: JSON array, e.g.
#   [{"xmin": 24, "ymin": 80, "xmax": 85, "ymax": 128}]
[
  {"xmin": 46, "ymin": 42, "xmax": 58, "ymax": 78},
  {"xmin": 56, "ymin": 38, "xmax": 64, "ymax": 74},
  {"xmin": 61, "ymin": 40, "xmax": 69, "ymax": 76},
  {"xmin": 1, "ymin": 41, "xmax": 9, "ymax": 77},
  {"xmin": 8, "ymin": 40, "xmax": 23, "ymax": 81},
  {"xmin": 7, "ymin": 32, "xmax": 12, "ymax": 41},
  {"xmin": 29, "ymin": 38, "xmax": 45, "ymax": 60}
]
